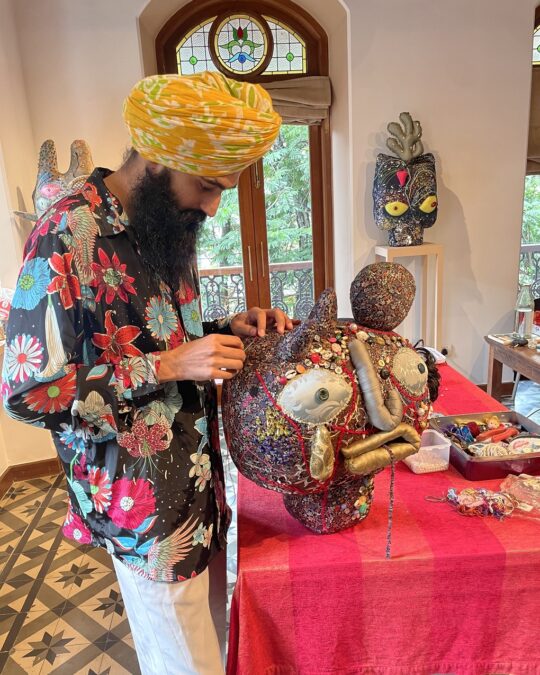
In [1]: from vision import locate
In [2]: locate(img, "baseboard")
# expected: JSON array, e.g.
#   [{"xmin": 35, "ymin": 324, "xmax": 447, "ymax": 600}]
[
  {"xmin": 477, "ymin": 382, "xmax": 515, "ymax": 396},
  {"xmin": 0, "ymin": 456, "xmax": 61, "ymax": 498}
]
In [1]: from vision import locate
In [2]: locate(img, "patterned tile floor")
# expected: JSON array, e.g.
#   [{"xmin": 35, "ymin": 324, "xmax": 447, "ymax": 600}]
[{"xmin": 0, "ymin": 420, "xmax": 239, "ymax": 675}]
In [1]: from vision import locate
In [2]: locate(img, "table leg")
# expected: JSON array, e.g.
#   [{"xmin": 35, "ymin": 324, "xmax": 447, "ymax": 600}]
[{"xmin": 486, "ymin": 346, "xmax": 503, "ymax": 400}]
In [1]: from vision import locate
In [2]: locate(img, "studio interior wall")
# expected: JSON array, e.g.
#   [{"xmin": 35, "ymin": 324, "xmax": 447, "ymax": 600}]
[{"xmin": 342, "ymin": 0, "xmax": 536, "ymax": 383}]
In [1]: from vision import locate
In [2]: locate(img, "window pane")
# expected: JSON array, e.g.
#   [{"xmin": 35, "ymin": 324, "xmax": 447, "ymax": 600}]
[
  {"xmin": 263, "ymin": 17, "xmax": 307, "ymax": 75},
  {"xmin": 214, "ymin": 14, "xmax": 269, "ymax": 75},
  {"xmin": 533, "ymin": 27, "xmax": 540, "ymax": 65},
  {"xmin": 197, "ymin": 187, "xmax": 246, "ymax": 319},
  {"xmin": 263, "ymin": 125, "xmax": 314, "ymax": 319},
  {"xmin": 176, "ymin": 18, "xmax": 218, "ymax": 75}
]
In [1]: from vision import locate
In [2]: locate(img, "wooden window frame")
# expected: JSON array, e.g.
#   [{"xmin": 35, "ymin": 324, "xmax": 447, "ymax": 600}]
[{"xmin": 155, "ymin": 0, "xmax": 334, "ymax": 298}]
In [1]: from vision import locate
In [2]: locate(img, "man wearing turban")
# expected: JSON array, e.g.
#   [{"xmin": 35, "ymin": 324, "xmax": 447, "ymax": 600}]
[{"xmin": 3, "ymin": 71, "xmax": 288, "ymax": 674}]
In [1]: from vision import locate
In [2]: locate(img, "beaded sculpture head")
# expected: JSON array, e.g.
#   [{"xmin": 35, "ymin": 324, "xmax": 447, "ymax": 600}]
[
  {"xmin": 222, "ymin": 262, "xmax": 436, "ymax": 534},
  {"xmin": 373, "ymin": 112, "xmax": 438, "ymax": 246}
]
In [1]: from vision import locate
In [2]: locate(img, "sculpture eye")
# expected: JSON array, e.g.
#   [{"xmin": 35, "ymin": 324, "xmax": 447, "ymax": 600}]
[
  {"xmin": 316, "ymin": 388, "xmax": 329, "ymax": 402},
  {"xmin": 391, "ymin": 348, "xmax": 428, "ymax": 397},
  {"xmin": 419, "ymin": 195, "xmax": 437, "ymax": 213},
  {"xmin": 277, "ymin": 369, "xmax": 352, "ymax": 424},
  {"xmin": 384, "ymin": 201, "xmax": 409, "ymax": 217}
]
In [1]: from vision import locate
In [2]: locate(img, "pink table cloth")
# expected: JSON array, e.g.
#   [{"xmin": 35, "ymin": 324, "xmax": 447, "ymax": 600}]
[{"xmin": 227, "ymin": 365, "xmax": 540, "ymax": 675}]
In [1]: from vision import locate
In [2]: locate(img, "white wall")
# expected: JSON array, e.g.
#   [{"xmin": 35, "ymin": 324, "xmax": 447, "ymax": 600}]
[
  {"xmin": 343, "ymin": 0, "xmax": 536, "ymax": 382},
  {"xmin": 13, "ymin": 0, "xmax": 147, "ymax": 174},
  {"xmin": 0, "ymin": 0, "xmax": 36, "ymax": 286},
  {"xmin": 2, "ymin": 0, "xmax": 536, "ymax": 392}
]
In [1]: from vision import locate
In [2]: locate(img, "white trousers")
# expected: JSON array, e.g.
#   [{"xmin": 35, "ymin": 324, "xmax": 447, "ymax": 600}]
[{"xmin": 112, "ymin": 556, "xmax": 224, "ymax": 675}]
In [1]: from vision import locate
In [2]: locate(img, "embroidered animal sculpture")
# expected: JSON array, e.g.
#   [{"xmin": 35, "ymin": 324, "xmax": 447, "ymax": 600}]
[{"xmin": 222, "ymin": 262, "xmax": 438, "ymax": 533}]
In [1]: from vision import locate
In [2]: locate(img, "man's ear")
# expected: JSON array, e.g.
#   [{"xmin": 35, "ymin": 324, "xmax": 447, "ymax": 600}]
[{"xmin": 145, "ymin": 161, "xmax": 166, "ymax": 176}]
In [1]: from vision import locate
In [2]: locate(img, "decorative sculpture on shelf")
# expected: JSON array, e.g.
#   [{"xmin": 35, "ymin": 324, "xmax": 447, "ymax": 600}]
[
  {"xmin": 14, "ymin": 139, "xmax": 94, "ymax": 222},
  {"xmin": 222, "ymin": 262, "xmax": 439, "ymax": 534},
  {"xmin": 373, "ymin": 112, "xmax": 438, "ymax": 247}
]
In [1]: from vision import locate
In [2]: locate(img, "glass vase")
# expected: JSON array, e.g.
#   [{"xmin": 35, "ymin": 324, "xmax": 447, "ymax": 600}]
[{"xmin": 513, "ymin": 283, "xmax": 535, "ymax": 339}]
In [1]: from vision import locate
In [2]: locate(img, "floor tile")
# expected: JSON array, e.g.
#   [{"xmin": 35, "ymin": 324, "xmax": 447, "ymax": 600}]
[
  {"xmin": 51, "ymin": 610, "xmax": 114, "ymax": 648},
  {"xmin": 6, "ymin": 610, "xmax": 62, "ymax": 653},
  {"xmin": 99, "ymin": 641, "xmax": 140, "ymax": 675},
  {"xmin": 1, "ymin": 649, "xmax": 43, "ymax": 674},
  {"xmin": 0, "ymin": 579, "xmax": 34, "ymax": 615},
  {"xmin": 40, "ymin": 646, "xmax": 105, "ymax": 674},
  {"xmin": 8, "ymin": 626, "xmax": 83, "ymax": 672}
]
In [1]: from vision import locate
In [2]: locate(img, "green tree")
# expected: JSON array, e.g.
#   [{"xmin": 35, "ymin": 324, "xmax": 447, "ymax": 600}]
[
  {"xmin": 197, "ymin": 125, "xmax": 312, "ymax": 268},
  {"xmin": 522, "ymin": 175, "xmax": 540, "ymax": 244}
]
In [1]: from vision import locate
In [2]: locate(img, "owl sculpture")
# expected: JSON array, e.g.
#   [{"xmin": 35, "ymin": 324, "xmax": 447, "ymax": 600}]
[
  {"xmin": 373, "ymin": 112, "xmax": 438, "ymax": 246},
  {"xmin": 222, "ymin": 263, "xmax": 439, "ymax": 534}
]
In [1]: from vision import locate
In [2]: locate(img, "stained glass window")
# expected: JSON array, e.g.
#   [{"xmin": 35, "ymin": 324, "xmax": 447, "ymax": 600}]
[
  {"xmin": 212, "ymin": 14, "xmax": 270, "ymax": 75},
  {"xmin": 534, "ymin": 26, "xmax": 540, "ymax": 65},
  {"xmin": 177, "ymin": 18, "xmax": 218, "ymax": 75},
  {"xmin": 175, "ymin": 14, "xmax": 307, "ymax": 77},
  {"xmin": 264, "ymin": 18, "xmax": 307, "ymax": 75}
]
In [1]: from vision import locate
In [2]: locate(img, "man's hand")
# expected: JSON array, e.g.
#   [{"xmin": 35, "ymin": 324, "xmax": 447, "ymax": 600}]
[
  {"xmin": 157, "ymin": 334, "xmax": 246, "ymax": 382},
  {"xmin": 230, "ymin": 307, "xmax": 297, "ymax": 338}
]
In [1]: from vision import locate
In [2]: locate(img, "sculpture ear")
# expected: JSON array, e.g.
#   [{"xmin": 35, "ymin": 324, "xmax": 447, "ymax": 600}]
[
  {"xmin": 68, "ymin": 140, "xmax": 94, "ymax": 178},
  {"xmin": 37, "ymin": 140, "xmax": 59, "ymax": 177},
  {"xmin": 278, "ymin": 289, "xmax": 337, "ymax": 360},
  {"xmin": 307, "ymin": 288, "xmax": 337, "ymax": 328}
]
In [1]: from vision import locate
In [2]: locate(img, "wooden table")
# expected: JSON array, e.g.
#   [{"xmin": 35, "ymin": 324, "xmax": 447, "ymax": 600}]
[{"xmin": 485, "ymin": 334, "xmax": 540, "ymax": 400}]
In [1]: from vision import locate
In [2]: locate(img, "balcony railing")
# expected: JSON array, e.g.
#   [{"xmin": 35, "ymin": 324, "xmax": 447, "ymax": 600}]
[
  {"xmin": 198, "ymin": 261, "xmax": 314, "ymax": 321},
  {"xmin": 520, "ymin": 243, "xmax": 540, "ymax": 297}
]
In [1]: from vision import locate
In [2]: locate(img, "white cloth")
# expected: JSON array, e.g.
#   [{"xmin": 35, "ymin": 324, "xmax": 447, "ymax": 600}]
[{"xmin": 112, "ymin": 556, "xmax": 224, "ymax": 675}]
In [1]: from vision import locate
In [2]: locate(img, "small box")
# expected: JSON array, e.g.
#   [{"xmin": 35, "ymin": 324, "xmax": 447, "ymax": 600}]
[{"xmin": 404, "ymin": 429, "xmax": 450, "ymax": 474}]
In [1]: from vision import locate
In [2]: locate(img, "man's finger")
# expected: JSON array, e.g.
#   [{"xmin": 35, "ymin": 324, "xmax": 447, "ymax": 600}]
[
  {"xmin": 214, "ymin": 335, "xmax": 244, "ymax": 348},
  {"xmin": 255, "ymin": 309, "xmax": 266, "ymax": 337},
  {"xmin": 271, "ymin": 308, "xmax": 287, "ymax": 335}
]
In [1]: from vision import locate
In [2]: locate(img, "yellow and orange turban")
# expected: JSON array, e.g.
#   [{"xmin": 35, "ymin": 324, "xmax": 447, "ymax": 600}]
[{"xmin": 123, "ymin": 71, "xmax": 281, "ymax": 177}]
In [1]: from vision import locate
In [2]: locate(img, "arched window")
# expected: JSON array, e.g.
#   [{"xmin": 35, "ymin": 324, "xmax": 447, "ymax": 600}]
[{"xmin": 156, "ymin": 0, "xmax": 333, "ymax": 320}]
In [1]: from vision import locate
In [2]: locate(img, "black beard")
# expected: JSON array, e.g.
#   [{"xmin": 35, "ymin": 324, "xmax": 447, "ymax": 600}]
[{"xmin": 127, "ymin": 169, "xmax": 206, "ymax": 291}]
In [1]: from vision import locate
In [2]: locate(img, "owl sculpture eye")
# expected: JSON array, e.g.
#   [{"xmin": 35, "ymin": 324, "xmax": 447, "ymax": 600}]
[
  {"xmin": 391, "ymin": 348, "xmax": 428, "ymax": 396},
  {"xmin": 384, "ymin": 201, "xmax": 409, "ymax": 217},
  {"xmin": 419, "ymin": 195, "xmax": 438, "ymax": 213},
  {"xmin": 277, "ymin": 369, "xmax": 352, "ymax": 425}
]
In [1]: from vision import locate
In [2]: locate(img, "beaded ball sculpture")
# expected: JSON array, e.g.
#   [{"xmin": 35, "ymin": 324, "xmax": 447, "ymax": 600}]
[{"xmin": 222, "ymin": 262, "xmax": 439, "ymax": 534}]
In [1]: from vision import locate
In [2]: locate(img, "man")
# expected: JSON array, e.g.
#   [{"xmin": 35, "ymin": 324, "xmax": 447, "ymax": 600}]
[{"xmin": 2, "ymin": 71, "xmax": 289, "ymax": 674}]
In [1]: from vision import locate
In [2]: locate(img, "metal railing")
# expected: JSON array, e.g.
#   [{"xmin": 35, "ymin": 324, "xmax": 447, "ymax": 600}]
[{"xmin": 198, "ymin": 260, "xmax": 314, "ymax": 320}]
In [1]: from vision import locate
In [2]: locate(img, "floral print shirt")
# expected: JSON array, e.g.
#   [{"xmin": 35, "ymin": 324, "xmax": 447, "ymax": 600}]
[{"xmin": 2, "ymin": 168, "xmax": 232, "ymax": 583}]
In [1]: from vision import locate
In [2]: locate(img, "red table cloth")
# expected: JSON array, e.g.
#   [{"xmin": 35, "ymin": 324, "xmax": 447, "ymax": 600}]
[{"xmin": 227, "ymin": 364, "xmax": 540, "ymax": 675}]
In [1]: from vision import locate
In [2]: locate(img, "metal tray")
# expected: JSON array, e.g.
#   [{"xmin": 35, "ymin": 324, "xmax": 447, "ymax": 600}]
[{"xmin": 429, "ymin": 411, "xmax": 540, "ymax": 481}]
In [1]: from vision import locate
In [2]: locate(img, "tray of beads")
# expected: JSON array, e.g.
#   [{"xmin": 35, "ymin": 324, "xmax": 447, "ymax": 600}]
[{"xmin": 429, "ymin": 411, "xmax": 540, "ymax": 480}]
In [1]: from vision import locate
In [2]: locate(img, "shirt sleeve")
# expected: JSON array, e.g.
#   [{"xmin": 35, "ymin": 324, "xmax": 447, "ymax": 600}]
[
  {"xmin": 2, "ymin": 225, "xmax": 163, "ymax": 443},
  {"xmin": 202, "ymin": 315, "xmax": 236, "ymax": 336}
]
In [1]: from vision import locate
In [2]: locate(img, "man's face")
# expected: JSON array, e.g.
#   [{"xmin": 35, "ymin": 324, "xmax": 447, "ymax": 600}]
[
  {"xmin": 168, "ymin": 169, "xmax": 241, "ymax": 218},
  {"xmin": 127, "ymin": 166, "xmax": 240, "ymax": 291}
]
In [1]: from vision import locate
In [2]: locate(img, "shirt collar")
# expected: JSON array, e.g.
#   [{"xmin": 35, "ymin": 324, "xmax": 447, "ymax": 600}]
[{"xmin": 83, "ymin": 167, "xmax": 128, "ymax": 237}]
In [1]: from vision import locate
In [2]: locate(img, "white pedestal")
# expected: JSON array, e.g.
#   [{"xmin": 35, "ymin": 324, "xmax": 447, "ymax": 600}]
[{"xmin": 374, "ymin": 242, "xmax": 444, "ymax": 349}]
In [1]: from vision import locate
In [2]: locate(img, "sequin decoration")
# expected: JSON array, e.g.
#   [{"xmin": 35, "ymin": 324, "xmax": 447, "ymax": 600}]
[{"xmin": 350, "ymin": 263, "xmax": 415, "ymax": 331}]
